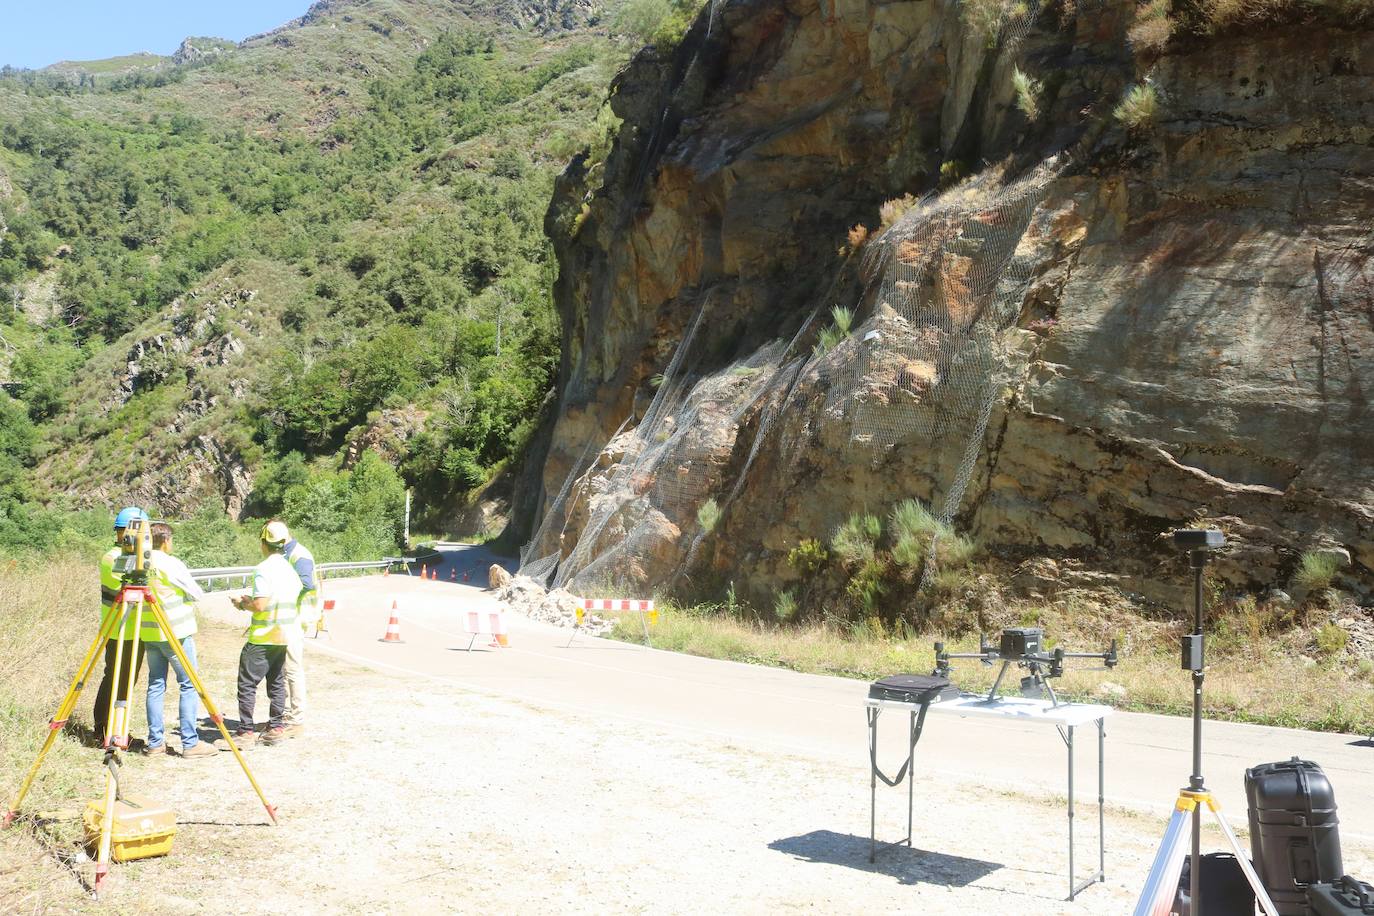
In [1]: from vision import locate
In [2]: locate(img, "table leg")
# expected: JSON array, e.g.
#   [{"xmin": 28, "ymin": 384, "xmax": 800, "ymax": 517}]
[
  {"xmin": 907, "ymin": 710, "xmax": 916, "ymax": 849},
  {"xmin": 869, "ymin": 706, "xmax": 877, "ymax": 863},
  {"xmin": 1098, "ymin": 717, "xmax": 1105, "ymax": 883},
  {"xmin": 1068, "ymin": 723, "xmax": 1075, "ymax": 901}
]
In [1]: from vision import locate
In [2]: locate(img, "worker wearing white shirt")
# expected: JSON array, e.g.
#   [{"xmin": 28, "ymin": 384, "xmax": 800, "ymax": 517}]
[{"xmin": 143, "ymin": 522, "xmax": 215, "ymax": 758}]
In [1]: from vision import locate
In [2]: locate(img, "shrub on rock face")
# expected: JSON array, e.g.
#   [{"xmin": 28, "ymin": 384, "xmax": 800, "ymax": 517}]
[
  {"xmin": 831, "ymin": 512, "xmax": 881, "ymax": 567},
  {"xmin": 787, "ymin": 538, "xmax": 828, "ymax": 575},
  {"xmin": 696, "ymin": 497, "xmax": 721, "ymax": 533},
  {"xmin": 1114, "ymin": 83, "xmax": 1160, "ymax": 129},
  {"xmin": 1295, "ymin": 550, "xmax": 1340, "ymax": 593},
  {"xmin": 1011, "ymin": 67, "xmax": 1042, "ymax": 119}
]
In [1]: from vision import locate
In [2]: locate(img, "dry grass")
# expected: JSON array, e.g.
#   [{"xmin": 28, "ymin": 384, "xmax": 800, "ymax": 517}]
[
  {"xmin": 1203, "ymin": 0, "xmax": 1374, "ymax": 25},
  {"xmin": 1, "ymin": 558, "xmax": 102, "ymax": 805},
  {"xmin": 1, "ymin": 556, "xmax": 116, "ymax": 910},
  {"xmin": 617, "ymin": 594, "xmax": 1374, "ymax": 734}
]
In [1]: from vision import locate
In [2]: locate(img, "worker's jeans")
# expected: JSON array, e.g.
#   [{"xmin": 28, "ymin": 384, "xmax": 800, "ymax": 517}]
[
  {"xmin": 145, "ymin": 636, "xmax": 200, "ymax": 750},
  {"xmin": 284, "ymin": 629, "xmax": 306, "ymax": 725},
  {"xmin": 237, "ymin": 643, "xmax": 287, "ymax": 731},
  {"xmin": 93, "ymin": 638, "xmax": 146, "ymax": 742}
]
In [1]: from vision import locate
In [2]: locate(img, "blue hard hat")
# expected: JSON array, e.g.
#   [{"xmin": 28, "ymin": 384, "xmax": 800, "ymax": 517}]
[{"xmin": 114, "ymin": 506, "xmax": 148, "ymax": 529}]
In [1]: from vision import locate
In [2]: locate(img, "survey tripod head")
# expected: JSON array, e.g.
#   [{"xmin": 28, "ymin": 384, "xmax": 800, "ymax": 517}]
[{"xmin": 933, "ymin": 627, "xmax": 1118, "ymax": 707}]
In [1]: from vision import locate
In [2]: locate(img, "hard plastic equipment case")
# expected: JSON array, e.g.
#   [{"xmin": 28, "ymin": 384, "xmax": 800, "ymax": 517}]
[
  {"xmin": 1246, "ymin": 757, "xmax": 1343, "ymax": 916},
  {"xmin": 82, "ymin": 794, "xmax": 177, "ymax": 863},
  {"xmin": 868, "ymin": 674, "xmax": 958, "ymax": 705},
  {"xmin": 1308, "ymin": 877, "xmax": 1374, "ymax": 915}
]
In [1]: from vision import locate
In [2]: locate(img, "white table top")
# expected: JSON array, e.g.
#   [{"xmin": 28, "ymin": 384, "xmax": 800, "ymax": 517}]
[{"xmin": 866, "ymin": 692, "xmax": 1113, "ymax": 728}]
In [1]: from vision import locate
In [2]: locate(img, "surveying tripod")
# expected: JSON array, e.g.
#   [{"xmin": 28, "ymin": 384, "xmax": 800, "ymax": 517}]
[
  {"xmin": 1133, "ymin": 532, "xmax": 1277, "ymax": 916},
  {"xmin": 4, "ymin": 519, "xmax": 277, "ymax": 894}
]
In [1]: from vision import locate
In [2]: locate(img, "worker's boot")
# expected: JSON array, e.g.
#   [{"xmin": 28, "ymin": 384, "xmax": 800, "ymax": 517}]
[
  {"xmin": 180, "ymin": 741, "xmax": 217, "ymax": 758},
  {"xmin": 260, "ymin": 725, "xmax": 288, "ymax": 746}
]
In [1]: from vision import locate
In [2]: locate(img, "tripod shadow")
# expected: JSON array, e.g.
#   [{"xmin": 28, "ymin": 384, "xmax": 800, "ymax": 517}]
[
  {"xmin": 1347, "ymin": 736, "xmax": 1374, "ymax": 748},
  {"xmin": 9, "ymin": 812, "xmax": 96, "ymax": 895},
  {"xmin": 64, "ymin": 720, "xmax": 102, "ymax": 749},
  {"xmin": 769, "ymin": 830, "xmax": 1001, "ymax": 887}
]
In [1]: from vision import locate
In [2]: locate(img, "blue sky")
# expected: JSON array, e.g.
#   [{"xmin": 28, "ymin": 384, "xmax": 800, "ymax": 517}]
[{"xmin": 0, "ymin": 1, "xmax": 310, "ymax": 70}]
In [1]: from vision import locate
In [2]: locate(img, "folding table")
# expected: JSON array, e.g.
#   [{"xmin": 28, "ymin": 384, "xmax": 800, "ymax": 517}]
[{"xmin": 866, "ymin": 693, "xmax": 1112, "ymax": 901}]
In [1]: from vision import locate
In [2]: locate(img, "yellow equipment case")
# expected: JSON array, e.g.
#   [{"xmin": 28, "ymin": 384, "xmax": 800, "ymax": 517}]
[{"xmin": 82, "ymin": 795, "xmax": 177, "ymax": 863}]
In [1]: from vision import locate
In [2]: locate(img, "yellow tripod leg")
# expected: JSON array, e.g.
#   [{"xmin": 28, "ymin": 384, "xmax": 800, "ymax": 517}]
[
  {"xmin": 95, "ymin": 592, "xmax": 145, "ymax": 894},
  {"xmin": 4, "ymin": 607, "xmax": 122, "ymax": 828},
  {"xmin": 146, "ymin": 595, "xmax": 278, "ymax": 826}
]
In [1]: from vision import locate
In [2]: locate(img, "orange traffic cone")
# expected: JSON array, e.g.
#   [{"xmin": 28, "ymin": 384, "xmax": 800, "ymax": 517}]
[
  {"xmin": 379, "ymin": 601, "xmax": 405, "ymax": 644},
  {"xmin": 384, "ymin": 566, "xmax": 390, "ymax": 577},
  {"xmin": 450, "ymin": 569, "xmax": 456, "ymax": 581},
  {"xmin": 431, "ymin": 568, "xmax": 438, "ymax": 581}
]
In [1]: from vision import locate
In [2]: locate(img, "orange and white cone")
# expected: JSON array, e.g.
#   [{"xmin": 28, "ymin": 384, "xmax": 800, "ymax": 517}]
[
  {"xmin": 384, "ymin": 566, "xmax": 390, "ymax": 577},
  {"xmin": 494, "ymin": 612, "xmax": 509, "ymax": 648},
  {"xmin": 379, "ymin": 601, "xmax": 405, "ymax": 644}
]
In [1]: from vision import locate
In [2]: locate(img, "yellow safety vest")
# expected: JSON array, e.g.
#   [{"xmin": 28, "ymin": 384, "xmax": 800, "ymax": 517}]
[
  {"xmin": 248, "ymin": 554, "xmax": 300, "ymax": 646},
  {"xmin": 99, "ymin": 547, "xmax": 139, "ymax": 641},
  {"xmin": 142, "ymin": 555, "xmax": 198, "ymax": 643}
]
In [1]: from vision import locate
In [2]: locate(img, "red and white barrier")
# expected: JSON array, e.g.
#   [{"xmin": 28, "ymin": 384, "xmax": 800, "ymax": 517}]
[
  {"xmin": 461, "ymin": 609, "xmax": 509, "ymax": 650},
  {"xmin": 582, "ymin": 599, "xmax": 655, "ymax": 612},
  {"xmin": 571, "ymin": 598, "xmax": 658, "ymax": 647}
]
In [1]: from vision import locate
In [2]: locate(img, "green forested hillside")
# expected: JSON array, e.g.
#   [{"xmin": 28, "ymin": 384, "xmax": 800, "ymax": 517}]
[{"xmin": 0, "ymin": 0, "xmax": 632, "ymax": 557}]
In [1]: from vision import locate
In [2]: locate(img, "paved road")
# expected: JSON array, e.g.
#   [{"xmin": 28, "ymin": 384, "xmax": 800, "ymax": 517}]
[{"xmin": 201, "ymin": 546, "xmax": 1374, "ymax": 848}]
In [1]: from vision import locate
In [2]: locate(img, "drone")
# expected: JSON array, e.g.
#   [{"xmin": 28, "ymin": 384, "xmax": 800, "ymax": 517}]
[{"xmin": 933, "ymin": 627, "xmax": 1118, "ymax": 707}]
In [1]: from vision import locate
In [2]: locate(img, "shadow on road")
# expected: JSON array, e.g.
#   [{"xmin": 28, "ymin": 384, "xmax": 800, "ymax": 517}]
[{"xmin": 768, "ymin": 830, "xmax": 1001, "ymax": 887}]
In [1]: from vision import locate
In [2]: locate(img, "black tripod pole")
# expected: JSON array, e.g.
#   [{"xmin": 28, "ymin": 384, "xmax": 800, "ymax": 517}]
[{"xmin": 1189, "ymin": 548, "xmax": 1207, "ymax": 915}]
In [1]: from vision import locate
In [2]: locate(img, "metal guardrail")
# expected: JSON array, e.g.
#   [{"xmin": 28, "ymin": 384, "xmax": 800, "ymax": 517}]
[{"xmin": 190, "ymin": 557, "xmax": 417, "ymax": 591}]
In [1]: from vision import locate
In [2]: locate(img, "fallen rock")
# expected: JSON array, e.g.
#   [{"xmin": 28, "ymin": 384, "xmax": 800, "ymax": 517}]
[
  {"xmin": 489, "ymin": 564, "xmax": 514, "ymax": 589},
  {"xmin": 495, "ymin": 575, "xmax": 616, "ymax": 635}
]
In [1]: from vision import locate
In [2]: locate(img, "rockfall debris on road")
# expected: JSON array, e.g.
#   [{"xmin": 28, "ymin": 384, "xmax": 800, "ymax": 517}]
[{"xmin": 496, "ymin": 576, "xmax": 617, "ymax": 636}]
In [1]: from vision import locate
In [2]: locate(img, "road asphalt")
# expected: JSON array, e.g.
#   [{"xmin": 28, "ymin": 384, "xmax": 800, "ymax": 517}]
[{"xmin": 200, "ymin": 545, "xmax": 1374, "ymax": 851}]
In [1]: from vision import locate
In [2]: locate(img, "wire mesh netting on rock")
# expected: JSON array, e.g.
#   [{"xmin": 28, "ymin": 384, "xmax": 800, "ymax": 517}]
[{"xmin": 520, "ymin": 153, "xmax": 1069, "ymax": 599}]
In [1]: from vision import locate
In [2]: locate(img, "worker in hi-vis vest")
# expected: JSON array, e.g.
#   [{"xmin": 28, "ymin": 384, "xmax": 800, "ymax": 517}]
[
  {"xmin": 93, "ymin": 506, "xmax": 149, "ymax": 747},
  {"xmin": 225, "ymin": 522, "xmax": 300, "ymax": 749},
  {"xmin": 263, "ymin": 519, "xmax": 316, "ymax": 736},
  {"xmin": 143, "ymin": 522, "xmax": 216, "ymax": 757}
]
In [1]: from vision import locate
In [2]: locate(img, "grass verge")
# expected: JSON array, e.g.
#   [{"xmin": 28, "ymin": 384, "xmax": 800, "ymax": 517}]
[{"xmin": 610, "ymin": 598, "xmax": 1374, "ymax": 734}]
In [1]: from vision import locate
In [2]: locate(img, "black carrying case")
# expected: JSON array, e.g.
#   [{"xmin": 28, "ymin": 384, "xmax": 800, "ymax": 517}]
[
  {"xmin": 1309, "ymin": 877, "xmax": 1374, "ymax": 915},
  {"xmin": 868, "ymin": 674, "xmax": 958, "ymax": 705},
  {"xmin": 1246, "ymin": 757, "xmax": 1344, "ymax": 916}
]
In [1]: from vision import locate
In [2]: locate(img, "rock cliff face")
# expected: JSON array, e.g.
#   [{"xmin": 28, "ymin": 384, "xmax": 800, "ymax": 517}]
[{"xmin": 532, "ymin": 0, "xmax": 1374, "ymax": 605}]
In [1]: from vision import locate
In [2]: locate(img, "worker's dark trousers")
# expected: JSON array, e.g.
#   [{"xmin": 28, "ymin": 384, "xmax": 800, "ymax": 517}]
[
  {"xmin": 237, "ymin": 643, "xmax": 287, "ymax": 731},
  {"xmin": 93, "ymin": 638, "xmax": 146, "ymax": 741}
]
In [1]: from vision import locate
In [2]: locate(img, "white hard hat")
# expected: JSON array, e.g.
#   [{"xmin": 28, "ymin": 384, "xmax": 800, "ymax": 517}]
[{"xmin": 261, "ymin": 520, "xmax": 291, "ymax": 545}]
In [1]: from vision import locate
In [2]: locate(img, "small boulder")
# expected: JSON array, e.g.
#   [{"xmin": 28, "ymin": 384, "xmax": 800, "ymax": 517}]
[{"xmin": 489, "ymin": 564, "xmax": 514, "ymax": 589}]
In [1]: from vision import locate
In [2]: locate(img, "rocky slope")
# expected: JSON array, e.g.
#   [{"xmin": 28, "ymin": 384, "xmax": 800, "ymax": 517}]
[{"xmin": 529, "ymin": 0, "xmax": 1374, "ymax": 606}]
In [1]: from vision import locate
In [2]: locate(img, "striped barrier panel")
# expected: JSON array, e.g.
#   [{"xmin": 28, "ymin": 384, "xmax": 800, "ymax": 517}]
[
  {"xmin": 461, "ymin": 609, "xmax": 508, "ymax": 651},
  {"xmin": 571, "ymin": 599, "xmax": 658, "ymax": 647}
]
